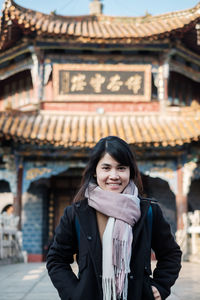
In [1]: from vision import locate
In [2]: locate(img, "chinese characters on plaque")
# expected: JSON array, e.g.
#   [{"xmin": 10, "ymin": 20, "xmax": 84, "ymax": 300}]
[
  {"xmin": 60, "ymin": 71, "xmax": 143, "ymax": 94},
  {"xmin": 54, "ymin": 64, "xmax": 151, "ymax": 101}
]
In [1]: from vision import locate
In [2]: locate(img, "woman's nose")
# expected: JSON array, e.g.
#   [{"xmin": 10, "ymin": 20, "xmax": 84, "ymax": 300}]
[{"xmin": 109, "ymin": 170, "xmax": 119, "ymax": 179}]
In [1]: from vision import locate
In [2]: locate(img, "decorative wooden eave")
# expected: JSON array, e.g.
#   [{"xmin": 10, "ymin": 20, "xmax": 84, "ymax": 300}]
[
  {"xmin": 0, "ymin": 0, "xmax": 200, "ymax": 50},
  {"xmin": 0, "ymin": 108, "xmax": 200, "ymax": 149}
]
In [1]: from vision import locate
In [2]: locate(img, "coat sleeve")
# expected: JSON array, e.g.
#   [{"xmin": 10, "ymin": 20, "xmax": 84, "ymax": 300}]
[
  {"xmin": 46, "ymin": 205, "xmax": 79, "ymax": 300},
  {"xmin": 150, "ymin": 204, "xmax": 182, "ymax": 300}
]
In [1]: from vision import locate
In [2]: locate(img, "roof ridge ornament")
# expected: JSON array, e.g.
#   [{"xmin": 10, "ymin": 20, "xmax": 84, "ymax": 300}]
[
  {"xmin": 89, "ymin": 0, "xmax": 103, "ymax": 15},
  {"xmin": 3, "ymin": 0, "xmax": 12, "ymax": 10}
]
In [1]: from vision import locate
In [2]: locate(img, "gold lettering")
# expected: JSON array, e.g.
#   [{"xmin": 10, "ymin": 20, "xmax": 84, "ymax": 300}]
[
  {"xmin": 90, "ymin": 73, "xmax": 105, "ymax": 93},
  {"xmin": 60, "ymin": 71, "xmax": 69, "ymax": 94},
  {"xmin": 125, "ymin": 75, "xmax": 142, "ymax": 94},
  {"xmin": 71, "ymin": 73, "xmax": 87, "ymax": 91},
  {"xmin": 107, "ymin": 74, "xmax": 123, "ymax": 92}
]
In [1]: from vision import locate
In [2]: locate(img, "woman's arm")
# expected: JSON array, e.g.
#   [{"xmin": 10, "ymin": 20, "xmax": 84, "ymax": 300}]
[
  {"xmin": 151, "ymin": 204, "xmax": 182, "ymax": 300},
  {"xmin": 46, "ymin": 205, "xmax": 79, "ymax": 300}
]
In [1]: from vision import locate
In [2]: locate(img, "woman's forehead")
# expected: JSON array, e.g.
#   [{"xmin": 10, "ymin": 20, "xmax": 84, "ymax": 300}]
[{"xmin": 98, "ymin": 153, "xmax": 123, "ymax": 166}]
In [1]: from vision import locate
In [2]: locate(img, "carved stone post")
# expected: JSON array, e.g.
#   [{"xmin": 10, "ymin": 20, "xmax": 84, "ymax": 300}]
[
  {"xmin": 176, "ymin": 164, "xmax": 187, "ymax": 230},
  {"xmin": 176, "ymin": 159, "xmax": 197, "ymax": 230}
]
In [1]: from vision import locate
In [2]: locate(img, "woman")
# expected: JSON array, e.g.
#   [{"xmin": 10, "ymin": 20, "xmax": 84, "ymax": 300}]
[{"xmin": 46, "ymin": 136, "xmax": 182, "ymax": 300}]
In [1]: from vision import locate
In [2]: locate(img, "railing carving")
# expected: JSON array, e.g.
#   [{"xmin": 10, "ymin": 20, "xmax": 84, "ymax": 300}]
[{"xmin": 0, "ymin": 213, "xmax": 23, "ymax": 261}]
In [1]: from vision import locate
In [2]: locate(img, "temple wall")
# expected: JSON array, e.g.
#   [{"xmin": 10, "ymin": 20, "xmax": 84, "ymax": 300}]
[{"xmin": 22, "ymin": 190, "xmax": 44, "ymax": 262}]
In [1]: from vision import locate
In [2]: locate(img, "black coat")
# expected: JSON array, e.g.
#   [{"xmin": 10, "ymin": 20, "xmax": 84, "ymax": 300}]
[{"xmin": 46, "ymin": 198, "xmax": 182, "ymax": 300}]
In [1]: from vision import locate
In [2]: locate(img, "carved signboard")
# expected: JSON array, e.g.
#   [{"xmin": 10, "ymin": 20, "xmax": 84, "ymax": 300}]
[{"xmin": 53, "ymin": 64, "xmax": 151, "ymax": 102}]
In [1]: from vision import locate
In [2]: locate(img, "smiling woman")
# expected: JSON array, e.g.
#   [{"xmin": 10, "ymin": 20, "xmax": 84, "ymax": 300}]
[{"xmin": 46, "ymin": 136, "xmax": 182, "ymax": 300}]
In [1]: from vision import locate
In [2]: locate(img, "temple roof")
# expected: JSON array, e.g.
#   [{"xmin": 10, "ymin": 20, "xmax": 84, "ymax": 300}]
[
  {"xmin": 0, "ymin": 111, "xmax": 200, "ymax": 148},
  {"xmin": 0, "ymin": 1, "xmax": 200, "ymax": 50}
]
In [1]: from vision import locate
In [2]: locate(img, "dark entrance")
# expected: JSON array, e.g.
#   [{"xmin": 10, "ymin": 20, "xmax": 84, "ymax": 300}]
[
  {"xmin": 141, "ymin": 174, "xmax": 177, "ymax": 233},
  {"xmin": 50, "ymin": 168, "xmax": 82, "ymax": 229},
  {"xmin": 188, "ymin": 179, "xmax": 200, "ymax": 212},
  {"xmin": 44, "ymin": 168, "xmax": 82, "ymax": 260}
]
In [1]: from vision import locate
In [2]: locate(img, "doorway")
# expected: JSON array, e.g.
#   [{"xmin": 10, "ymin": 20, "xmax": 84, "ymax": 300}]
[
  {"xmin": 141, "ymin": 174, "xmax": 177, "ymax": 233},
  {"xmin": 50, "ymin": 168, "xmax": 82, "ymax": 229}
]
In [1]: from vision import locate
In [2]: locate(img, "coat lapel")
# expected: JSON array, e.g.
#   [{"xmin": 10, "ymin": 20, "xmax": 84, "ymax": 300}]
[
  {"xmin": 75, "ymin": 200, "xmax": 102, "ymax": 276},
  {"xmin": 132, "ymin": 199, "xmax": 151, "ymax": 248}
]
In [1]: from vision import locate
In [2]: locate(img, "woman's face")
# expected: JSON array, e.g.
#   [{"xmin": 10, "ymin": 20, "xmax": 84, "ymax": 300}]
[{"xmin": 95, "ymin": 153, "xmax": 130, "ymax": 193}]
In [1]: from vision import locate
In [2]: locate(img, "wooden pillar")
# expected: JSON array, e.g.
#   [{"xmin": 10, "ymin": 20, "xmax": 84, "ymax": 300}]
[
  {"xmin": 176, "ymin": 163, "xmax": 188, "ymax": 230},
  {"xmin": 163, "ymin": 63, "xmax": 169, "ymax": 101},
  {"xmin": 13, "ymin": 164, "xmax": 23, "ymax": 230},
  {"xmin": 164, "ymin": 78, "xmax": 168, "ymax": 100}
]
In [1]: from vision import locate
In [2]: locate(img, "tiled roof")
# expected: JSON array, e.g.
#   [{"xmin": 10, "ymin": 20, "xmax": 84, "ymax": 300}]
[
  {"xmin": 0, "ymin": 1, "xmax": 200, "ymax": 48},
  {"xmin": 0, "ymin": 112, "xmax": 200, "ymax": 148}
]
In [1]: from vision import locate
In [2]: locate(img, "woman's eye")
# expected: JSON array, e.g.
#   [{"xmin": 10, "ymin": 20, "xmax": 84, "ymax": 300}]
[
  {"xmin": 118, "ymin": 166, "xmax": 126, "ymax": 170},
  {"xmin": 102, "ymin": 166, "xmax": 110, "ymax": 170}
]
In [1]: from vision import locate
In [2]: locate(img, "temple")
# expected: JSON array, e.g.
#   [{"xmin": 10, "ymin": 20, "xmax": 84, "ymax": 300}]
[{"xmin": 0, "ymin": 0, "xmax": 200, "ymax": 261}]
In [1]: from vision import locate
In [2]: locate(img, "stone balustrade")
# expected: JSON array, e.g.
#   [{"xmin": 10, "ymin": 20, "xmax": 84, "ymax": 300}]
[
  {"xmin": 0, "ymin": 213, "xmax": 23, "ymax": 262},
  {"xmin": 176, "ymin": 210, "xmax": 200, "ymax": 262}
]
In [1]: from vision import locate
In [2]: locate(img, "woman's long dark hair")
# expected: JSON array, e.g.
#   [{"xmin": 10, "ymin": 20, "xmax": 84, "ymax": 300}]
[{"xmin": 73, "ymin": 136, "xmax": 143, "ymax": 202}]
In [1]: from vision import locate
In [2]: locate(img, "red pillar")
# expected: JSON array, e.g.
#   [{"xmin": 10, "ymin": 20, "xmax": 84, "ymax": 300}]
[{"xmin": 164, "ymin": 78, "xmax": 168, "ymax": 100}]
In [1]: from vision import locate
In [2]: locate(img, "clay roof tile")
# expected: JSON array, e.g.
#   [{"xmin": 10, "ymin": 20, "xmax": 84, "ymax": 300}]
[{"xmin": 0, "ymin": 112, "xmax": 200, "ymax": 148}]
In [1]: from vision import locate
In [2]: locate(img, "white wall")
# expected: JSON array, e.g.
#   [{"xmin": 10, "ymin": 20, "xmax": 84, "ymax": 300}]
[{"xmin": 0, "ymin": 193, "xmax": 14, "ymax": 213}]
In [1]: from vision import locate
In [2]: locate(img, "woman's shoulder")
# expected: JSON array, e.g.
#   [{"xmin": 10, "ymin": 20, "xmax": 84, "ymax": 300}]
[
  {"xmin": 139, "ymin": 196, "xmax": 162, "ymax": 216},
  {"xmin": 64, "ymin": 198, "xmax": 88, "ymax": 214},
  {"xmin": 139, "ymin": 196, "xmax": 158, "ymax": 205}
]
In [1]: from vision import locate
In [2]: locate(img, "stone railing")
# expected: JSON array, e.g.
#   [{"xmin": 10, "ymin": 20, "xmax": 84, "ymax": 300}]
[
  {"xmin": 176, "ymin": 210, "xmax": 200, "ymax": 262},
  {"xmin": 0, "ymin": 213, "xmax": 23, "ymax": 262}
]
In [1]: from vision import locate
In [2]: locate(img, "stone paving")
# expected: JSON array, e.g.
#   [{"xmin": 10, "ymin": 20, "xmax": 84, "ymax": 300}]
[
  {"xmin": 0, "ymin": 263, "xmax": 58, "ymax": 300},
  {"xmin": 0, "ymin": 261, "xmax": 199, "ymax": 300},
  {"xmin": 166, "ymin": 261, "xmax": 200, "ymax": 300}
]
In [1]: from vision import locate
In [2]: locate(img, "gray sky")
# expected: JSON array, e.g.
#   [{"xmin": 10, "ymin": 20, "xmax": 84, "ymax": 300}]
[{"xmin": 0, "ymin": 0, "xmax": 199, "ymax": 17}]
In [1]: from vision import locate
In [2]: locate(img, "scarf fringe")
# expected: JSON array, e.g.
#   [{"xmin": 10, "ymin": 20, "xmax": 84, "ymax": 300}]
[
  {"xmin": 122, "ymin": 273, "xmax": 128, "ymax": 300},
  {"xmin": 103, "ymin": 278, "xmax": 117, "ymax": 300},
  {"xmin": 113, "ymin": 238, "xmax": 131, "ymax": 298}
]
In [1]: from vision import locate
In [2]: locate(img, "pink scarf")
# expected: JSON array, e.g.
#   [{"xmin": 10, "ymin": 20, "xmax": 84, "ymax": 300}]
[{"xmin": 85, "ymin": 181, "xmax": 141, "ymax": 300}]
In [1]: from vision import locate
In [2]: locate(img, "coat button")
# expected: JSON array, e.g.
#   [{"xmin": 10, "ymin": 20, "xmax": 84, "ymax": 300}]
[
  {"xmin": 75, "ymin": 203, "xmax": 80, "ymax": 208},
  {"xmin": 87, "ymin": 236, "xmax": 92, "ymax": 241},
  {"xmin": 129, "ymin": 274, "xmax": 134, "ymax": 280}
]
